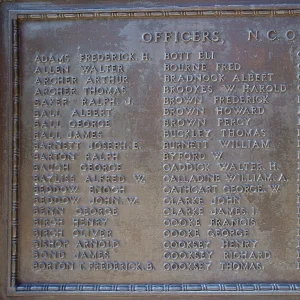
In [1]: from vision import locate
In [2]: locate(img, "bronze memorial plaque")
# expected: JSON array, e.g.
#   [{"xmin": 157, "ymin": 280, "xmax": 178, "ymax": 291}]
[{"xmin": 3, "ymin": 1, "xmax": 300, "ymax": 299}]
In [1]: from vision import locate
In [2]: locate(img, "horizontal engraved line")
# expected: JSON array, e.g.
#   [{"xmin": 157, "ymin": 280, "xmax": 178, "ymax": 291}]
[
  {"xmin": 80, "ymin": 13, "xmax": 94, "ymax": 18},
  {"xmin": 275, "ymin": 9, "xmax": 291, "ymax": 15},
  {"xmin": 29, "ymin": 14, "xmax": 44, "ymax": 19},
  {"xmin": 64, "ymin": 13, "xmax": 78, "ymax": 18},
  {"xmin": 14, "ymin": 283, "xmax": 300, "ymax": 293},
  {"xmin": 257, "ymin": 10, "xmax": 272, "ymax": 15},
  {"xmin": 16, "ymin": 9, "xmax": 300, "ymax": 20},
  {"xmin": 46, "ymin": 14, "xmax": 59, "ymax": 18},
  {"xmin": 220, "ymin": 11, "xmax": 238, "ymax": 15}
]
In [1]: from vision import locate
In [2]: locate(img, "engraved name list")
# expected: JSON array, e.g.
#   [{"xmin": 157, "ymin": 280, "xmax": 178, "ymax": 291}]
[{"xmin": 15, "ymin": 14, "xmax": 299, "ymax": 286}]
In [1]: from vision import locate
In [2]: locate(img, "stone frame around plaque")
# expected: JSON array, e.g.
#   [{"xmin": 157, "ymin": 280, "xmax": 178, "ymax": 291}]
[{"xmin": 3, "ymin": 2, "xmax": 300, "ymax": 297}]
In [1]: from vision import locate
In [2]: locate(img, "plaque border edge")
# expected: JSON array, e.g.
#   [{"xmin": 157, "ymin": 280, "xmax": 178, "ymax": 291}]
[{"xmin": 7, "ymin": 4, "xmax": 300, "ymax": 296}]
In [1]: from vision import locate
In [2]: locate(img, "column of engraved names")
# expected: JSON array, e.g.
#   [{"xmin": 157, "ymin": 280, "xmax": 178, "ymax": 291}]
[
  {"xmin": 73, "ymin": 52, "xmax": 154, "ymax": 272},
  {"xmin": 162, "ymin": 51, "xmax": 215, "ymax": 272},
  {"xmin": 71, "ymin": 53, "xmax": 126, "ymax": 271},
  {"xmin": 212, "ymin": 61, "xmax": 287, "ymax": 271},
  {"xmin": 32, "ymin": 54, "xmax": 80, "ymax": 271}
]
